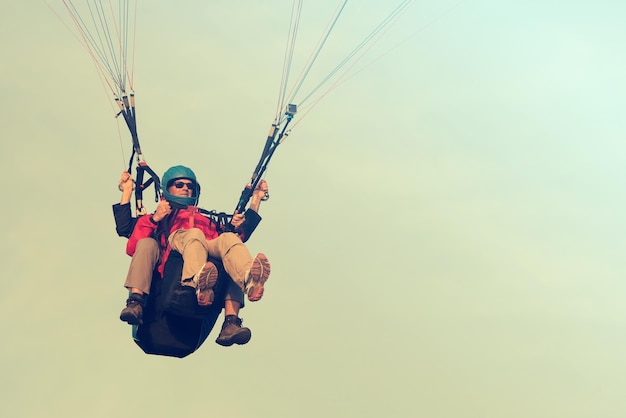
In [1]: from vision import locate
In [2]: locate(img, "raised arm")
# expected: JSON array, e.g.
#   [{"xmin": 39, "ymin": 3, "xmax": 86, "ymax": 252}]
[
  {"xmin": 113, "ymin": 171, "xmax": 136, "ymax": 238},
  {"xmin": 231, "ymin": 179, "xmax": 268, "ymax": 241}
]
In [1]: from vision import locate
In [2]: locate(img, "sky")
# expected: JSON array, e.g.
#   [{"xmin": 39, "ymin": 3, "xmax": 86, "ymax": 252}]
[{"xmin": 1, "ymin": 1, "xmax": 626, "ymax": 417}]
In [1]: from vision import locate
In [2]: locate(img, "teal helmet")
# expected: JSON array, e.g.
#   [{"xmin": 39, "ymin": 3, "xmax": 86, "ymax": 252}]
[{"xmin": 161, "ymin": 165, "xmax": 200, "ymax": 207}]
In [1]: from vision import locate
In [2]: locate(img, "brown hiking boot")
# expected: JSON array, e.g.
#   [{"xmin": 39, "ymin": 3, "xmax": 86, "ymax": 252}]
[
  {"xmin": 119, "ymin": 293, "xmax": 144, "ymax": 325},
  {"xmin": 215, "ymin": 315, "xmax": 252, "ymax": 346}
]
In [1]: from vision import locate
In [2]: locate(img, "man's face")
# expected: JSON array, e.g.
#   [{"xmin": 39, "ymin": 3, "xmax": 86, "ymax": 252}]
[{"xmin": 167, "ymin": 178, "xmax": 195, "ymax": 197}]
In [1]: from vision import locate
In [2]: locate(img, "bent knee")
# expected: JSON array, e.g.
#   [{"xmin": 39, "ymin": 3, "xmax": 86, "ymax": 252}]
[
  {"xmin": 219, "ymin": 232, "xmax": 243, "ymax": 246},
  {"xmin": 169, "ymin": 228, "xmax": 209, "ymax": 253},
  {"xmin": 136, "ymin": 237, "xmax": 159, "ymax": 252},
  {"xmin": 186, "ymin": 228, "xmax": 206, "ymax": 241}
]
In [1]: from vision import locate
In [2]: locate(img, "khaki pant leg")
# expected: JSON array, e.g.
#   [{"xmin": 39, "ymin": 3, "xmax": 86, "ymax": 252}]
[
  {"xmin": 124, "ymin": 238, "xmax": 161, "ymax": 294},
  {"xmin": 168, "ymin": 228, "xmax": 209, "ymax": 280},
  {"xmin": 224, "ymin": 280, "xmax": 245, "ymax": 305},
  {"xmin": 205, "ymin": 232, "xmax": 252, "ymax": 290}
]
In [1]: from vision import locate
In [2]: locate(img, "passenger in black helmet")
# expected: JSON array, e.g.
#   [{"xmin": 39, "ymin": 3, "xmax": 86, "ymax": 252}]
[{"xmin": 114, "ymin": 166, "xmax": 270, "ymax": 346}]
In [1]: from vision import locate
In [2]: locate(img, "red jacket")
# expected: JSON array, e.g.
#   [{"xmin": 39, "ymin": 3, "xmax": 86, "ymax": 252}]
[{"xmin": 126, "ymin": 206, "xmax": 220, "ymax": 276}]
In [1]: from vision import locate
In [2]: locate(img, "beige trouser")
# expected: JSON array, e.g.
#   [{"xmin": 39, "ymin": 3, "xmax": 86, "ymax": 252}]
[
  {"xmin": 124, "ymin": 237, "xmax": 161, "ymax": 294},
  {"xmin": 168, "ymin": 229, "xmax": 253, "ymax": 305}
]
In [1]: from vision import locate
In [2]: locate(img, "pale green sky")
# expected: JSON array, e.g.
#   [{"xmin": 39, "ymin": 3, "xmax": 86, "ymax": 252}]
[{"xmin": 1, "ymin": 1, "xmax": 626, "ymax": 417}]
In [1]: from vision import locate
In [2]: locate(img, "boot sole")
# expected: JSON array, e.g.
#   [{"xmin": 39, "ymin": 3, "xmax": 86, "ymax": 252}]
[
  {"xmin": 247, "ymin": 253, "xmax": 270, "ymax": 302},
  {"xmin": 196, "ymin": 261, "xmax": 218, "ymax": 307}
]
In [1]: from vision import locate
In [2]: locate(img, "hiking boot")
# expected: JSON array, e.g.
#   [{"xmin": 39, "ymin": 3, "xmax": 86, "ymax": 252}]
[
  {"xmin": 119, "ymin": 293, "xmax": 145, "ymax": 325},
  {"xmin": 245, "ymin": 253, "xmax": 270, "ymax": 302},
  {"xmin": 215, "ymin": 315, "xmax": 252, "ymax": 347},
  {"xmin": 195, "ymin": 260, "xmax": 218, "ymax": 307}
]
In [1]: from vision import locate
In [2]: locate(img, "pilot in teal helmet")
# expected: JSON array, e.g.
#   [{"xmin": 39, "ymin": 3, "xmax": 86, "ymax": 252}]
[{"xmin": 161, "ymin": 165, "xmax": 200, "ymax": 207}]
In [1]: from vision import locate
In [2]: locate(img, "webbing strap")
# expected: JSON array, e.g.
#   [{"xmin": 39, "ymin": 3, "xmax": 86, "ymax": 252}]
[
  {"xmin": 134, "ymin": 163, "xmax": 162, "ymax": 215},
  {"xmin": 198, "ymin": 208, "xmax": 233, "ymax": 233}
]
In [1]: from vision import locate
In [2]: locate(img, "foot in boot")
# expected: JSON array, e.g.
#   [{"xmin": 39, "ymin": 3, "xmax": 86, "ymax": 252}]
[
  {"xmin": 120, "ymin": 293, "xmax": 144, "ymax": 325},
  {"xmin": 245, "ymin": 253, "xmax": 270, "ymax": 302},
  {"xmin": 216, "ymin": 315, "xmax": 252, "ymax": 347},
  {"xmin": 195, "ymin": 261, "xmax": 218, "ymax": 307}
]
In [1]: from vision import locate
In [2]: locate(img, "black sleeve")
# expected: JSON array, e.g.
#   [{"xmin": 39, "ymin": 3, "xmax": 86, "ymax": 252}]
[
  {"xmin": 240, "ymin": 208, "xmax": 262, "ymax": 243},
  {"xmin": 112, "ymin": 202, "xmax": 137, "ymax": 238}
]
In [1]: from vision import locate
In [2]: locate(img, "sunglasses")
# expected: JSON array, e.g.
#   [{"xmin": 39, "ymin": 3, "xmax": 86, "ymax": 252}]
[{"xmin": 173, "ymin": 181, "xmax": 195, "ymax": 189}]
